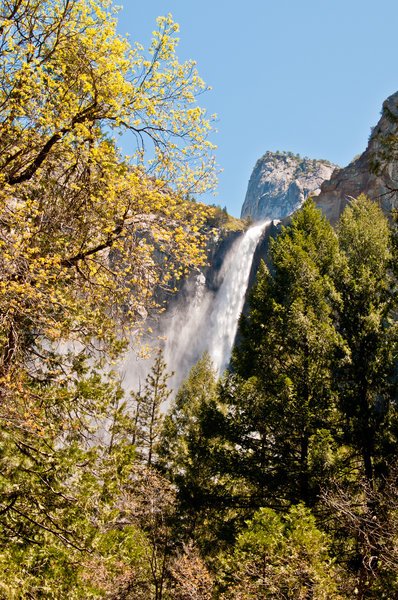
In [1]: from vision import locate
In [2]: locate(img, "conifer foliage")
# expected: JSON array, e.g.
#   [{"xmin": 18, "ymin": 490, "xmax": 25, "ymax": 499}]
[
  {"xmin": 157, "ymin": 197, "xmax": 398, "ymax": 599},
  {"xmin": 0, "ymin": 2, "xmax": 397, "ymax": 595},
  {"xmin": 131, "ymin": 349, "xmax": 173, "ymax": 467},
  {"xmin": 229, "ymin": 200, "xmax": 346, "ymax": 506},
  {"xmin": 184, "ymin": 196, "xmax": 398, "ymax": 599},
  {"xmin": 336, "ymin": 197, "xmax": 398, "ymax": 486}
]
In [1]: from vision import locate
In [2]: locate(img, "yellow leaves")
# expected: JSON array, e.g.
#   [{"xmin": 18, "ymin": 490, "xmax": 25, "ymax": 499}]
[{"xmin": 0, "ymin": 0, "xmax": 216, "ymax": 391}]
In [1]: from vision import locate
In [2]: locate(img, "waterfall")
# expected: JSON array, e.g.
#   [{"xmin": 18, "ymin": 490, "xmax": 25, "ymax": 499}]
[
  {"xmin": 124, "ymin": 220, "xmax": 270, "ymax": 394},
  {"xmin": 205, "ymin": 220, "xmax": 270, "ymax": 375}
]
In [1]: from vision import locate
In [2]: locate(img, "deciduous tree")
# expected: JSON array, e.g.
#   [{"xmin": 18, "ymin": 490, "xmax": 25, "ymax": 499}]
[
  {"xmin": 0, "ymin": 0, "xmax": 216, "ymax": 395},
  {"xmin": 0, "ymin": 0, "xmax": 217, "ymax": 595}
]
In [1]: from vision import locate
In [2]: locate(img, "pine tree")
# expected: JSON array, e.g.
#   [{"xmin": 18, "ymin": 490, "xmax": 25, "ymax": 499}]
[
  {"xmin": 228, "ymin": 200, "xmax": 346, "ymax": 506},
  {"xmin": 131, "ymin": 350, "xmax": 173, "ymax": 467},
  {"xmin": 219, "ymin": 504, "xmax": 343, "ymax": 600},
  {"xmin": 336, "ymin": 195, "xmax": 398, "ymax": 487},
  {"xmin": 158, "ymin": 353, "xmax": 219, "ymax": 535}
]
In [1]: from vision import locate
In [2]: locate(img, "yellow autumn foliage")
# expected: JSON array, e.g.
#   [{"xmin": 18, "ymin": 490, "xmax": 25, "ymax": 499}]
[{"xmin": 0, "ymin": 0, "xmax": 217, "ymax": 394}]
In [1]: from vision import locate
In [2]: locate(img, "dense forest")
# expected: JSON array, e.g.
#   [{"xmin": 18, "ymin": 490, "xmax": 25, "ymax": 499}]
[{"xmin": 1, "ymin": 0, "xmax": 398, "ymax": 599}]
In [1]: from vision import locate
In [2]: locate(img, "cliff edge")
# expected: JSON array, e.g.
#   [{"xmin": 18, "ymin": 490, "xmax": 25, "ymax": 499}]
[{"xmin": 313, "ymin": 91, "xmax": 398, "ymax": 223}]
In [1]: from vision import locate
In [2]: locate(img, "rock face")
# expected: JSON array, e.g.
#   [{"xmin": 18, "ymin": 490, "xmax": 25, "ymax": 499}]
[
  {"xmin": 314, "ymin": 91, "xmax": 398, "ymax": 223},
  {"xmin": 241, "ymin": 151, "xmax": 338, "ymax": 221}
]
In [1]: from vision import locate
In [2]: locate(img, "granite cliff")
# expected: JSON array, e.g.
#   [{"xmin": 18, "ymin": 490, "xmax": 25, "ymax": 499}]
[
  {"xmin": 313, "ymin": 91, "xmax": 398, "ymax": 223},
  {"xmin": 241, "ymin": 151, "xmax": 337, "ymax": 221}
]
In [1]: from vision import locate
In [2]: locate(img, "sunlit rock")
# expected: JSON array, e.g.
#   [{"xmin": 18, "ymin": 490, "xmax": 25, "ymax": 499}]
[{"xmin": 241, "ymin": 151, "xmax": 337, "ymax": 221}]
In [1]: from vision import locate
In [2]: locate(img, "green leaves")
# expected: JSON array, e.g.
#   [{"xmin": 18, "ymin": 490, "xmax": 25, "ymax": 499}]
[
  {"xmin": 335, "ymin": 196, "xmax": 398, "ymax": 484},
  {"xmin": 219, "ymin": 504, "xmax": 342, "ymax": 600},
  {"xmin": 0, "ymin": 1, "xmax": 218, "ymax": 593}
]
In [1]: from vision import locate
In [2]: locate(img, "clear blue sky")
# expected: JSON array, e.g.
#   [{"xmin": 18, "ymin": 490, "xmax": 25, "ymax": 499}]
[{"xmin": 117, "ymin": 0, "xmax": 398, "ymax": 217}]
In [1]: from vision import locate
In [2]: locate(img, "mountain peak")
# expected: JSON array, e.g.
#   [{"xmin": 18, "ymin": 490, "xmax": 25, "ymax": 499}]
[{"xmin": 241, "ymin": 151, "xmax": 338, "ymax": 221}]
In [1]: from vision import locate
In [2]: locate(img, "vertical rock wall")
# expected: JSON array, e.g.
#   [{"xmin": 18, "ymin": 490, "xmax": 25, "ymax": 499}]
[{"xmin": 313, "ymin": 91, "xmax": 398, "ymax": 223}]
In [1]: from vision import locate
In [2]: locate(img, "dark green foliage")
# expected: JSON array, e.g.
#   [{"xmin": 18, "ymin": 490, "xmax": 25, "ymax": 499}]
[
  {"xmin": 154, "ymin": 196, "xmax": 398, "ymax": 599},
  {"xmin": 157, "ymin": 353, "xmax": 223, "ymax": 543},
  {"xmin": 228, "ymin": 200, "xmax": 346, "ymax": 505},
  {"xmin": 194, "ymin": 196, "xmax": 398, "ymax": 599},
  {"xmin": 2, "ymin": 193, "xmax": 398, "ymax": 598},
  {"xmin": 336, "ymin": 196, "xmax": 398, "ymax": 485},
  {"xmin": 158, "ymin": 352, "xmax": 217, "ymax": 480}
]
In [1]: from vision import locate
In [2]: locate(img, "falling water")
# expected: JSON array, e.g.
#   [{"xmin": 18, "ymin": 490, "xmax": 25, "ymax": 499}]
[
  {"xmin": 124, "ymin": 220, "xmax": 270, "ymax": 394},
  {"xmin": 205, "ymin": 220, "xmax": 270, "ymax": 375}
]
